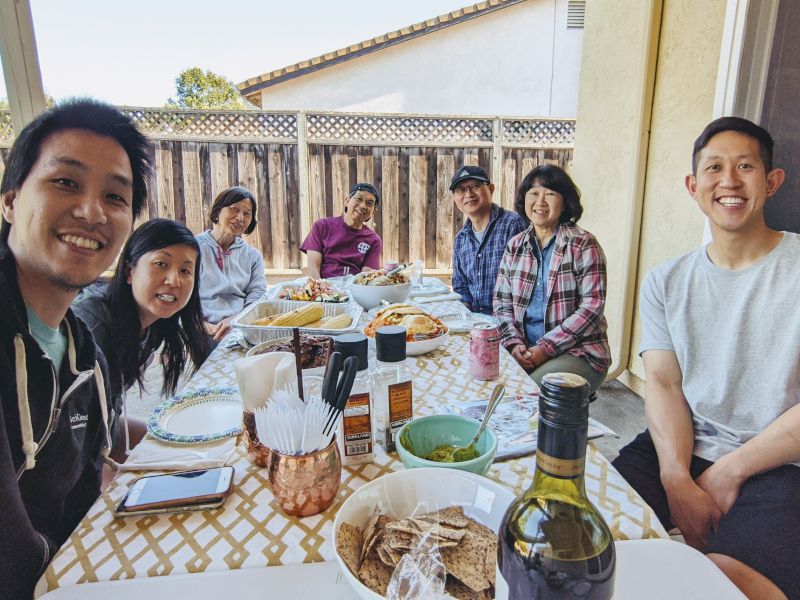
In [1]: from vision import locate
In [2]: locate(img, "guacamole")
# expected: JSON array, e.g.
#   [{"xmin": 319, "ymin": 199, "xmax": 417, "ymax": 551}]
[{"xmin": 424, "ymin": 444, "xmax": 479, "ymax": 463}]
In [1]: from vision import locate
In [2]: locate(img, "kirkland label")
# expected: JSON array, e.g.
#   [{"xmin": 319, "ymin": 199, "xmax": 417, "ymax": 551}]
[{"xmin": 343, "ymin": 392, "xmax": 373, "ymax": 456}]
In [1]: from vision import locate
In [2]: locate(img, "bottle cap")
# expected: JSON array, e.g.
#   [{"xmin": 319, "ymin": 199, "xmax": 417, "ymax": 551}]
[
  {"xmin": 375, "ymin": 326, "xmax": 407, "ymax": 362},
  {"xmin": 334, "ymin": 333, "xmax": 369, "ymax": 371},
  {"xmin": 538, "ymin": 372, "xmax": 590, "ymax": 427}
]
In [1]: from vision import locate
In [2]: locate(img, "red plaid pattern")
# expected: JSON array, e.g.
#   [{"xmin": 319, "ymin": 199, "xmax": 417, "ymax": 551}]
[{"xmin": 493, "ymin": 223, "xmax": 611, "ymax": 374}]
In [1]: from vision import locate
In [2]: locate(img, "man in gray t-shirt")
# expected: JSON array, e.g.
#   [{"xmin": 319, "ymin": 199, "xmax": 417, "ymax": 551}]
[{"xmin": 613, "ymin": 117, "xmax": 799, "ymax": 600}]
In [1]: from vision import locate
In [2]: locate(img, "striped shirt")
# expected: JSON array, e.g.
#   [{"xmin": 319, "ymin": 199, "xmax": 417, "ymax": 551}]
[
  {"xmin": 493, "ymin": 223, "xmax": 611, "ymax": 374},
  {"xmin": 452, "ymin": 204, "xmax": 528, "ymax": 315}
]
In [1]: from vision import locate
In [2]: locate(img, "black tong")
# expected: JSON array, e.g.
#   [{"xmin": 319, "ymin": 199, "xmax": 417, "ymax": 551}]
[{"xmin": 321, "ymin": 351, "xmax": 359, "ymax": 436}]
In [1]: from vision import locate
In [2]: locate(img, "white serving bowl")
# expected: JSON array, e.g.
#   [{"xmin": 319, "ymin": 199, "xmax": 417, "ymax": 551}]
[
  {"xmin": 332, "ymin": 468, "xmax": 514, "ymax": 600},
  {"xmin": 348, "ymin": 281, "xmax": 412, "ymax": 310}
]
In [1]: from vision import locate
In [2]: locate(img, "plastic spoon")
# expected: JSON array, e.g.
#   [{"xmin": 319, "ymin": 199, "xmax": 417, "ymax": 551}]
[{"xmin": 451, "ymin": 384, "xmax": 505, "ymax": 462}]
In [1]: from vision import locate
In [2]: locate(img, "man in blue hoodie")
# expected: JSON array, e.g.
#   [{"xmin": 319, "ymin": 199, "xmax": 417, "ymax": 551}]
[{"xmin": 0, "ymin": 99, "xmax": 150, "ymax": 599}]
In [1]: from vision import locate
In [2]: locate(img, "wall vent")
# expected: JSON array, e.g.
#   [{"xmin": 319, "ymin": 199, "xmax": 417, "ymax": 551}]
[{"xmin": 567, "ymin": 0, "xmax": 586, "ymax": 28}]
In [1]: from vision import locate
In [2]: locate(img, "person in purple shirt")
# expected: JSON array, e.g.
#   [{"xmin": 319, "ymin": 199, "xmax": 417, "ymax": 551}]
[{"xmin": 301, "ymin": 183, "xmax": 383, "ymax": 279}]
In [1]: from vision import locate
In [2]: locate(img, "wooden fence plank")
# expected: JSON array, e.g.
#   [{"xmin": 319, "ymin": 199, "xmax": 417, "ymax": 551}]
[
  {"xmin": 267, "ymin": 144, "xmax": 290, "ymax": 268},
  {"xmin": 397, "ymin": 148, "xmax": 410, "ymax": 264},
  {"xmin": 154, "ymin": 141, "xmax": 174, "ymax": 222},
  {"xmin": 381, "ymin": 148, "xmax": 400, "ymax": 262},
  {"xmin": 181, "ymin": 142, "xmax": 205, "ymax": 234},
  {"xmin": 408, "ymin": 148, "xmax": 427, "ymax": 266},
  {"xmin": 209, "ymin": 143, "xmax": 230, "ymax": 201},
  {"xmin": 284, "ymin": 144, "xmax": 302, "ymax": 268},
  {"xmin": 435, "ymin": 151, "xmax": 455, "ymax": 269},
  {"xmin": 424, "ymin": 148, "xmax": 438, "ymax": 267},
  {"xmin": 253, "ymin": 144, "xmax": 274, "ymax": 268},
  {"xmin": 308, "ymin": 145, "xmax": 326, "ymax": 227},
  {"xmin": 331, "ymin": 148, "xmax": 350, "ymax": 219},
  {"xmin": 237, "ymin": 144, "xmax": 262, "ymax": 253}
]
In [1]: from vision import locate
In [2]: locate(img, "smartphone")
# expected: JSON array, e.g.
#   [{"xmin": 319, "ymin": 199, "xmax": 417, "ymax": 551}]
[{"xmin": 115, "ymin": 466, "xmax": 234, "ymax": 516}]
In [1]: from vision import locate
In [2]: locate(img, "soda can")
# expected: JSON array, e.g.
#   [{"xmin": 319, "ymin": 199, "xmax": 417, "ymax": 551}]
[
  {"xmin": 470, "ymin": 323, "xmax": 500, "ymax": 380},
  {"xmin": 384, "ymin": 260, "xmax": 400, "ymax": 272}
]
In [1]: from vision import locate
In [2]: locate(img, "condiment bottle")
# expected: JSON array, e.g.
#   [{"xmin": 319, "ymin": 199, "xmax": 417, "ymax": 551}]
[
  {"xmin": 334, "ymin": 333, "xmax": 375, "ymax": 465},
  {"xmin": 496, "ymin": 373, "xmax": 615, "ymax": 599},
  {"xmin": 371, "ymin": 326, "xmax": 413, "ymax": 452}
]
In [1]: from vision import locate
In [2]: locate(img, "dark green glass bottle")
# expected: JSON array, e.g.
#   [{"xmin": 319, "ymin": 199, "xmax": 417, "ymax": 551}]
[{"xmin": 497, "ymin": 373, "xmax": 615, "ymax": 599}]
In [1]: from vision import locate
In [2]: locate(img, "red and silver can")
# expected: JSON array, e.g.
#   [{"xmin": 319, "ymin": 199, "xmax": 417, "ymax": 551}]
[{"xmin": 470, "ymin": 323, "xmax": 500, "ymax": 380}]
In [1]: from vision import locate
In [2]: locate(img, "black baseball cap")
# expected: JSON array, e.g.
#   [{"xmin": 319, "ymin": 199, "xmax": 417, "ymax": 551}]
[
  {"xmin": 449, "ymin": 165, "xmax": 491, "ymax": 191},
  {"xmin": 349, "ymin": 182, "xmax": 380, "ymax": 205}
]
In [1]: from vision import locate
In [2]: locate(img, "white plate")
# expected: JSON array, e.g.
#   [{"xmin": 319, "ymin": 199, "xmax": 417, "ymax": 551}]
[
  {"xmin": 147, "ymin": 387, "xmax": 242, "ymax": 444},
  {"xmin": 440, "ymin": 313, "xmax": 499, "ymax": 334},
  {"xmin": 333, "ymin": 468, "xmax": 514, "ymax": 600}
]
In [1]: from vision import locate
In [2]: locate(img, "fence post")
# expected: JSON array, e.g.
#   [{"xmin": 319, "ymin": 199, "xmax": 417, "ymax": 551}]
[
  {"xmin": 492, "ymin": 116, "xmax": 502, "ymax": 193},
  {"xmin": 297, "ymin": 111, "xmax": 311, "ymax": 268}
]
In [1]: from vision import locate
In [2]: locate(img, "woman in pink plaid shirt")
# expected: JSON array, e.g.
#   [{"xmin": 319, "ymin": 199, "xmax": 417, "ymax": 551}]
[{"xmin": 493, "ymin": 165, "xmax": 610, "ymax": 393}]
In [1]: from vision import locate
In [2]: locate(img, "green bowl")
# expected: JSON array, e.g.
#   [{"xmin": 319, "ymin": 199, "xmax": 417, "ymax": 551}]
[{"xmin": 396, "ymin": 414, "xmax": 498, "ymax": 476}]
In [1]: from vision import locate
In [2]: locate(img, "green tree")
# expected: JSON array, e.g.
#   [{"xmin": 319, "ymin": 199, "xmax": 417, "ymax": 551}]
[{"xmin": 167, "ymin": 67, "xmax": 245, "ymax": 110}]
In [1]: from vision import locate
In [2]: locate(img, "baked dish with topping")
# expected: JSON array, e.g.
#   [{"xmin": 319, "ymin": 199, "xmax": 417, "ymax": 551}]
[{"xmin": 363, "ymin": 304, "xmax": 448, "ymax": 341}]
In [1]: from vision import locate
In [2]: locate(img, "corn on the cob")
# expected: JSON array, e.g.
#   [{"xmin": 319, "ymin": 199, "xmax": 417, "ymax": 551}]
[
  {"xmin": 252, "ymin": 315, "xmax": 278, "ymax": 326},
  {"xmin": 269, "ymin": 304, "xmax": 324, "ymax": 327},
  {"xmin": 316, "ymin": 313, "xmax": 352, "ymax": 329}
]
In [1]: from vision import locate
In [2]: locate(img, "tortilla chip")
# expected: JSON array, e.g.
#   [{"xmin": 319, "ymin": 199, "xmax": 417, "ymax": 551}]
[
  {"xmin": 445, "ymin": 576, "xmax": 492, "ymax": 600},
  {"xmin": 421, "ymin": 506, "xmax": 470, "ymax": 529},
  {"xmin": 336, "ymin": 523, "xmax": 363, "ymax": 577},
  {"xmin": 360, "ymin": 507, "xmax": 382, "ymax": 563},
  {"xmin": 383, "ymin": 528, "xmax": 414, "ymax": 550},
  {"xmin": 358, "ymin": 547, "xmax": 394, "ymax": 596},
  {"xmin": 441, "ymin": 526, "xmax": 493, "ymax": 592}
]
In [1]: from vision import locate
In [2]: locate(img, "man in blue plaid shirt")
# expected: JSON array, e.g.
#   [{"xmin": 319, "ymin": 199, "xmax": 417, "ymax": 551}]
[{"xmin": 450, "ymin": 166, "xmax": 527, "ymax": 315}]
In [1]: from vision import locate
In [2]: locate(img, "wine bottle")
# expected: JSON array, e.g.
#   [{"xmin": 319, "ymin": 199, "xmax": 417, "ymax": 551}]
[{"xmin": 496, "ymin": 372, "xmax": 615, "ymax": 599}]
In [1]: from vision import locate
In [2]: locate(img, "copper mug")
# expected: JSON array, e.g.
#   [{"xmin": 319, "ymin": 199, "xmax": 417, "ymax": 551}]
[
  {"xmin": 243, "ymin": 410, "xmax": 271, "ymax": 467},
  {"xmin": 267, "ymin": 439, "xmax": 341, "ymax": 517}
]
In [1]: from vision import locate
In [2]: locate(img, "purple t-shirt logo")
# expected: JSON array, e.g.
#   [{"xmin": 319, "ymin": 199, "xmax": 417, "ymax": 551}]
[{"xmin": 358, "ymin": 242, "xmax": 370, "ymax": 254}]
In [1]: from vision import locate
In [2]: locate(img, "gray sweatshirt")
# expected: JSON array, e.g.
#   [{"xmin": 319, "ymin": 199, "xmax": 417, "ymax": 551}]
[{"xmin": 196, "ymin": 231, "xmax": 266, "ymax": 324}]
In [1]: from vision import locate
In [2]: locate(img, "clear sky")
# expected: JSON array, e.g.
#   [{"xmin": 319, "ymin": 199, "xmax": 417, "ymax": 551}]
[{"xmin": 1, "ymin": 0, "xmax": 471, "ymax": 107}]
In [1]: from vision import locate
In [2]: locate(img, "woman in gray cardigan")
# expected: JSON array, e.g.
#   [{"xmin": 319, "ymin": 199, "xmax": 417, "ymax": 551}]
[{"xmin": 196, "ymin": 186, "xmax": 267, "ymax": 342}]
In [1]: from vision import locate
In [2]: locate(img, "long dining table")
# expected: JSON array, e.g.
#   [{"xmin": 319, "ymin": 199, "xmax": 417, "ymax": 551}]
[{"xmin": 38, "ymin": 300, "xmax": 668, "ymax": 596}]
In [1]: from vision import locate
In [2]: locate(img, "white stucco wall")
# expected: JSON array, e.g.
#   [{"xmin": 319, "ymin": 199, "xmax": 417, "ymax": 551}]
[{"xmin": 254, "ymin": 0, "xmax": 583, "ymax": 117}]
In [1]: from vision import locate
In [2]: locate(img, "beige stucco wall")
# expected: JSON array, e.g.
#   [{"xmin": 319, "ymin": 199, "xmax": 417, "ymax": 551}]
[
  {"xmin": 572, "ymin": 0, "xmax": 726, "ymax": 391},
  {"xmin": 254, "ymin": 0, "xmax": 583, "ymax": 117}
]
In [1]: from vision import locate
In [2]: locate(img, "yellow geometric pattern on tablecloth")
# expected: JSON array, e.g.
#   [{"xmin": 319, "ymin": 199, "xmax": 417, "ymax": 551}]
[{"xmin": 43, "ymin": 300, "xmax": 667, "ymax": 592}]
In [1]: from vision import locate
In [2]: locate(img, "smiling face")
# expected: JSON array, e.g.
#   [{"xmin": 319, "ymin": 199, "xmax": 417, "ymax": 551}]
[
  {"xmin": 525, "ymin": 184, "xmax": 564, "ymax": 233},
  {"xmin": 127, "ymin": 243, "xmax": 197, "ymax": 330},
  {"xmin": 686, "ymin": 130, "xmax": 785, "ymax": 236},
  {"xmin": 2, "ymin": 129, "xmax": 134, "ymax": 293},
  {"xmin": 213, "ymin": 198, "xmax": 253, "ymax": 239},
  {"xmin": 343, "ymin": 190, "xmax": 377, "ymax": 227},
  {"xmin": 452, "ymin": 179, "xmax": 494, "ymax": 219}
]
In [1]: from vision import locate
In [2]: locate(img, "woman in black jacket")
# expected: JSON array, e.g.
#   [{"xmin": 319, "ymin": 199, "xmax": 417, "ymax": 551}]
[{"xmin": 74, "ymin": 219, "xmax": 209, "ymax": 460}]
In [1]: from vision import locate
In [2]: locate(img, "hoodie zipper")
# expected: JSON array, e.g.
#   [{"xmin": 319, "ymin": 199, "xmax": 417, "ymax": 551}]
[{"xmin": 15, "ymin": 357, "xmax": 94, "ymax": 480}]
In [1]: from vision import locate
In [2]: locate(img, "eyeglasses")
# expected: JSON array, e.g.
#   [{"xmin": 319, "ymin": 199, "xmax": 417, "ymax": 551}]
[
  {"xmin": 452, "ymin": 182, "xmax": 487, "ymax": 197},
  {"xmin": 349, "ymin": 195, "xmax": 376, "ymax": 208}
]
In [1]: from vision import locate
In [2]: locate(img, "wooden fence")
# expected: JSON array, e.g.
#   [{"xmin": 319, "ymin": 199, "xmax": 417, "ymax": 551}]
[{"xmin": 0, "ymin": 108, "xmax": 574, "ymax": 271}]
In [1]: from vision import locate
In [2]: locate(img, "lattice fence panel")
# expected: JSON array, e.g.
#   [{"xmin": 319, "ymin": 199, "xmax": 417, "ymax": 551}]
[
  {"xmin": 0, "ymin": 111, "xmax": 14, "ymax": 147},
  {"xmin": 502, "ymin": 118, "xmax": 576, "ymax": 146},
  {"xmin": 307, "ymin": 114, "xmax": 494, "ymax": 145},
  {"xmin": 122, "ymin": 108, "xmax": 297, "ymax": 141}
]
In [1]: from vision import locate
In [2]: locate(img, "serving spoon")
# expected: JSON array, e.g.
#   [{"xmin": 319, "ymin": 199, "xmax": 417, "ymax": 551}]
[{"xmin": 451, "ymin": 383, "xmax": 505, "ymax": 462}]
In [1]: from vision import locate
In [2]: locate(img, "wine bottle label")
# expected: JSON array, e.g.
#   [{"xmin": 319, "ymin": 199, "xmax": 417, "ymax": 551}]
[{"xmin": 536, "ymin": 449, "xmax": 585, "ymax": 478}]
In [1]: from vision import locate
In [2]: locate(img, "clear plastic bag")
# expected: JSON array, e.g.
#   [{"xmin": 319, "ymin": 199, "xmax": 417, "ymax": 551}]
[{"xmin": 386, "ymin": 503, "xmax": 456, "ymax": 600}]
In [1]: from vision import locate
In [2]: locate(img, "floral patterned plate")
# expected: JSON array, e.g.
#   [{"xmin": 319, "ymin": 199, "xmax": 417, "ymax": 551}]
[{"xmin": 147, "ymin": 387, "xmax": 242, "ymax": 444}]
